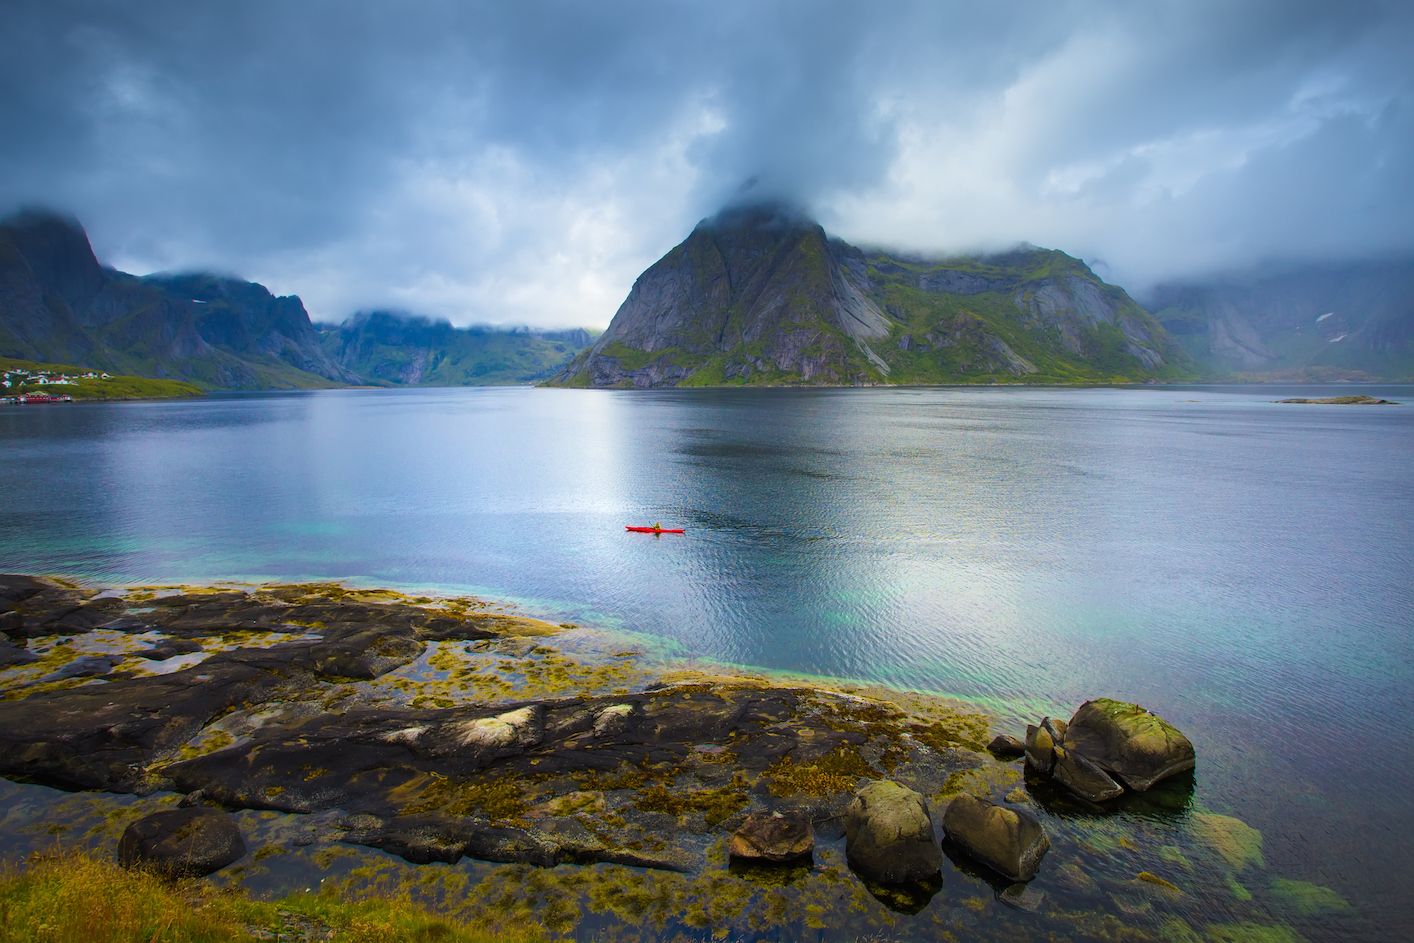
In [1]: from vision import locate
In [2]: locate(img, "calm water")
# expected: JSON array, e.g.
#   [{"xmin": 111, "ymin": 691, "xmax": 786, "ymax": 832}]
[{"xmin": 2, "ymin": 385, "xmax": 1411, "ymax": 937}]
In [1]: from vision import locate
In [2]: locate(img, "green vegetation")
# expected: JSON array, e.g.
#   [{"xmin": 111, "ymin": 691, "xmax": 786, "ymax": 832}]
[
  {"xmin": 319, "ymin": 316, "xmax": 590, "ymax": 386},
  {"xmin": 0, "ymin": 850, "xmax": 546, "ymax": 943},
  {"xmin": 1, "ymin": 357, "xmax": 203, "ymax": 400}
]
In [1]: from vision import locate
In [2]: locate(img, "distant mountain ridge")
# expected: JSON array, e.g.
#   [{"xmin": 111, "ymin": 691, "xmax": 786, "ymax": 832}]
[
  {"xmin": 1146, "ymin": 259, "xmax": 1414, "ymax": 380},
  {"xmin": 550, "ymin": 204, "xmax": 1189, "ymax": 387},
  {"xmin": 0, "ymin": 210, "xmax": 591, "ymax": 389},
  {"xmin": 320, "ymin": 311, "xmax": 590, "ymax": 386},
  {"xmin": 0, "ymin": 210, "xmax": 357, "ymax": 388}
]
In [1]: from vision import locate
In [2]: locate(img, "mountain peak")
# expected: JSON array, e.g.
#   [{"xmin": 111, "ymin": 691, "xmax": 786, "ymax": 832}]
[
  {"xmin": 551, "ymin": 215, "xmax": 1185, "ymax": 388},
  {"xmin": 696, "ymin": 199, "xmax": 817, "ymax": 235}
]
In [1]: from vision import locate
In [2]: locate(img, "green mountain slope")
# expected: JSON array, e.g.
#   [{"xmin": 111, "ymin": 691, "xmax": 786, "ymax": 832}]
[
  {"xmin": 320, "ymin": 312, "xmax": 591, "ymax": 386},
  {"xmin": 550, "ymin": 204, "xmax": 1189, "ymax": 388},
  {"xmin": 1, "ymin": 356, "xmax": 203, "ymax": 400}
]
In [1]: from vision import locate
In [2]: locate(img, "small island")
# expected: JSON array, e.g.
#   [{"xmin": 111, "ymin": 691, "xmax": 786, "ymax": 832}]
[{"xmin": 1276, "ymin": 394, "xmax": 1397, "ymax": 405}]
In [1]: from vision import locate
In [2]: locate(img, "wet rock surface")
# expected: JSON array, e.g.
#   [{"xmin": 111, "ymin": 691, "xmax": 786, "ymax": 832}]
[
  {"xmin": 729, "ymin": 809, "xmax": 814, "ymax": 864},
  {"xmin": 1021, "ymin": 701, "xmax": 1193, "ymax": 801},
  {"xmin": 117, "ymin": 806, "xmax": 246, "ymax": 877},
  {"xmin": 1063, "ymin": 699, "xmax": 1195, "ymax": 792},
  {"xmin": 943, "ymin": 794, "xmax": 1051, "ymax": 882},
  {"xmin": 987, "ymin": 734, "xmax": 1025, "ymax": 758},
  {"xmin": 844, "ymin": 781, "xmax": 943, "ymax": 885},
  {"xmin": 0, "ymin": 576, "xmax": 991, "ymax": 878}
]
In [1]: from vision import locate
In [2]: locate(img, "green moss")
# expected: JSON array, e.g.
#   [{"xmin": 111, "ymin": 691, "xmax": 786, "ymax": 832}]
[
  {"xmin": 634, "ymin": 775, "xmax": 749, "ymax": 826},
  {"xmin": 1137, "ymin": 871, "xmax": 1183, "ymax": 894},
  {"xmin": 401, "ymin": 772, "xmax": 534, "ymax": 823},
  {"xmin": 1204, "ymin": 923, "xmax": 1306, "ymax": 943},
  {"xmin": 1268, "ymin": 878, "xmax": 1351, "ymax": 916},
  {"xmin": 0, "ymin": 849, "xmax": 547, "ymax": 943},
  {"xmin": 764, "ymin": 743, "xmax": 876, "ymax": 797}
]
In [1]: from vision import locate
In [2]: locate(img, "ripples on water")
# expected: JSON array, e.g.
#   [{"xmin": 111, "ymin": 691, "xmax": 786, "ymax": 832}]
[{"xmin": 1, "ymin": 384, "xmax": 1411, "ymax": 936}]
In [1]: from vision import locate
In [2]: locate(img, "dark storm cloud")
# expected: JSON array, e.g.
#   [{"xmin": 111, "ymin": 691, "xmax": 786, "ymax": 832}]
[{"xmin": 2, "ymin": 0, "xmax": 1411, "ymax": 325}]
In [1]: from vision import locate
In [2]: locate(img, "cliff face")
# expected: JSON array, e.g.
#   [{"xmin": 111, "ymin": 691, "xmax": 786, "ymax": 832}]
[
  {"xmin": 1147, "ymin": 260, "xmax": 1414, "ymax": 379},
  {"xmin": 0, "ymin": 210, "xmax": 358, "ymax": 389},
  {"xmin": 558, "ymin": 205, "xmax": 892, "ymax": 387},
  {"xmin": 551, "ymin": 205, "xmax": 1186, "ymax": 388}
]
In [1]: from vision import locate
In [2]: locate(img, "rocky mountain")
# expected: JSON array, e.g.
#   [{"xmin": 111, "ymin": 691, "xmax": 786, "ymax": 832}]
[
  {"xmin": 550, "ymin": 203, "xmax": 1188, "ymax": 387},
  {"xmin": 0, "ymin": 210, "xmax": 357, "ymax": 388},
  {"xmin": 0, "ymin": 210, "xmax": 594, "ymax": 390},
  {"xmin": 320, "ymin": 312, "xmax": 590, "ymax": 386},
  {"xmin": 1145, "ymin": 260, "xmax": 1414, "ymax": 380}
]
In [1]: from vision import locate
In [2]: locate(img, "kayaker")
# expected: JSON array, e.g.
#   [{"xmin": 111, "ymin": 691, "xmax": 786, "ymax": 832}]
[{"xmin": 653, "ymin": 521, "xmax": 663, "ymax": 530}]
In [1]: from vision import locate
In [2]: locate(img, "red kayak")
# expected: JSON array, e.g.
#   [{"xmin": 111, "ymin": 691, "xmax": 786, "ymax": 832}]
[{"xmin": 625, "ymin": 525, "xmax": 685, "ymax": 534}]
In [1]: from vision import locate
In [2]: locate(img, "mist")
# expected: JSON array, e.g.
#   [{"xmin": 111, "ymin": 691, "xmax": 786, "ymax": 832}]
[{"xmin": 3, "ymin": 0, "xmax": 1410, "ymax": 327}]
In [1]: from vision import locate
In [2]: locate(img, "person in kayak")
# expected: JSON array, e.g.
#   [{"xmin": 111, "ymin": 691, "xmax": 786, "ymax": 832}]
[{"xmin": 653, "ymin": 521, "xmax": 663, "ymax": 531}]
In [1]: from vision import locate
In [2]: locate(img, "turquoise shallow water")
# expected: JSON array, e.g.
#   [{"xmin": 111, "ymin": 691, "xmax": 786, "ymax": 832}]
[{"xmin": 1, "ymin": 384, "xmax": 1411, "ymax": 938}]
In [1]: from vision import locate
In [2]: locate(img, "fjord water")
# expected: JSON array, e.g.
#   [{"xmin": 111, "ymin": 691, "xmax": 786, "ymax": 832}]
[{"xmin": 2, "ymin": 386, "xmax": 1411, "ymax": 935}]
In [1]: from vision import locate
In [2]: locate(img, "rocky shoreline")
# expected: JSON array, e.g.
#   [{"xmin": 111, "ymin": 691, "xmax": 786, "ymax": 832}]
[{"xmin": 0, "ymin": 574, "xmax": 1340, "ymax": 941}]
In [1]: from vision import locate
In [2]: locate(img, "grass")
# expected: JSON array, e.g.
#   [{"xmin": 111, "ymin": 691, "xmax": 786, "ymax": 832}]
[
  {"xmin": 0, "ymin": 849, "xmax": 548, "ymax": 943},
  {"xmin": 1, "ymin": 357, "xmax": 203, "ymax": 400}
]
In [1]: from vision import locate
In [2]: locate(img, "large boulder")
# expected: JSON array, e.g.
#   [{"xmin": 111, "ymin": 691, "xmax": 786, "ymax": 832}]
[
  {"xmin": 118, "ymin": 807, "xmax": 246, "ymax": 877},
  {"xmin": 844, "ymin": 781, "xmax": 942, "ymax": 884},
  {"xmin": 942, "ymin": 795, "xmax": 1050, "ymax": 882},
  {"xmin": 1063, "ymin": 699, "xmax": 1195, "ymax": 791},
  {"xmin": 729, "ymin": 810, "xmax": 814, "ymax": 864}
]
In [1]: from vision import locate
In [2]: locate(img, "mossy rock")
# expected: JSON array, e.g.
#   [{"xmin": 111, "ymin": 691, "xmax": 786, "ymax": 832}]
[{"xmin": 1064, "ymin": 698, "xmax": 1195, "ymax": 791}]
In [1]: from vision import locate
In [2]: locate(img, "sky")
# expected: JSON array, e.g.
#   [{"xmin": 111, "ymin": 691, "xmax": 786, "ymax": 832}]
[{"xmin": 3, "ymin": 0, "xmax": 1412, "ymax": 328}]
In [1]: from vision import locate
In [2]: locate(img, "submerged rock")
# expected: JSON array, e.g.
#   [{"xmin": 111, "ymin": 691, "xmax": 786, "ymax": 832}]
[
  {"xmin": 844, "ymin": 781, "xmax": 942, "ymax": 885},
  {"xmin": 118, "ymin": 807, "xmax": 245, "ymax": 877},
  {"xmin": 942, "ymin": 794, "xmax": 1050, "ymax": 882},
  {"xmin": 1063, "ymin": 699, "xmax": 1195, "ymax": 791},
  {"xmin": 1277, "ymin": 395, "xmax": 1395, "ymax": 405},
  {"xmin": 729, "ymin": 810, "xmax": 814, "ymax": 864},
  {"xmin": 1192, "ymin": 812, "xmax": 1264, "ymax": 871}
]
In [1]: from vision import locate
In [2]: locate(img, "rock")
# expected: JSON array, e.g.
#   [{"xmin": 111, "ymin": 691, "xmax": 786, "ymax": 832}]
[
  {"xmin": 1192, "ymin": 812, "xmax": 1264, "ymax": 870},
  {"xmin": 844, "ymin": 781, "xmax": 942, "ymax": 884},
  {"xmin": 46, "ymin": 654, "xmax": 123, "ymax": 681},
  {"xmin": 729, "ymin": 810, "xmax": 814, "ymax": 864},
  {"xmin": 1277, "ymin": 395, "xmax": 1395, "ymax": 405},
  {"xmin": 138, "ymin": 638, "xmax": 204, "ymax": 661},
  {"xmin": 0, "ymin": 637, "xmax": 36, "ymax": 666},
  {"xmin": 0, "ymin": 610, "xmax": 23, "ymax": 638},
  {"xmin": 1024, "ymin": 720, "xmax": 1057, "ymax": 774},
  {"xmin": 117, "ymin": 807, "xmax": 246, "ymax": 877},
  {"xmin": 942, "ymin": 795, "xmax": 1050, "ymax": 882},
  {"xmin": 987, "ymin": 734, "xmax": 1025, "ymax": 759},
  {"xmin": 1063, "ymin": 699, "xmax": 1195, "ymax": 791},
  {"xmin": 592, "ymin": 703, "xmax": 634, "ymax": 737},
  {"xmin": 999, "ymin": 882, "xmax": 1047, "ymax": 912},
  {"xmin": 1051, "ymin": 744, "xmax": 1124, "ymax": 802}
]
